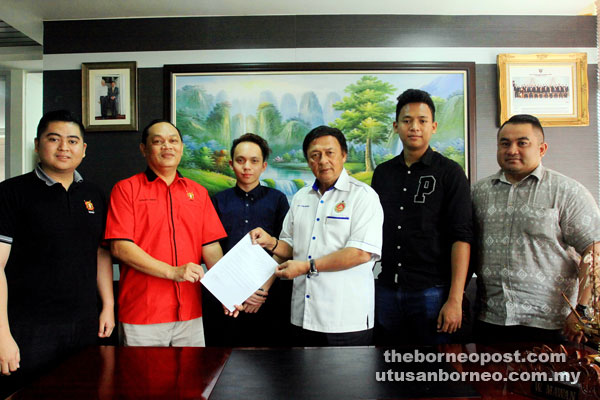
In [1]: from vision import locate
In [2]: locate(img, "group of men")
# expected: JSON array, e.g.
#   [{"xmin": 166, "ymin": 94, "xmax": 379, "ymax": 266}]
[{"xmin": 1, "ymin": 87, "xmax": 599, "ymax": 396}]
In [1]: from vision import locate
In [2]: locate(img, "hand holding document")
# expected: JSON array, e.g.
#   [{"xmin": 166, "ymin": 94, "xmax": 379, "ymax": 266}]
[{"xmin": 201, "ymin": 234, "xmax": 278, "ymax": 312}]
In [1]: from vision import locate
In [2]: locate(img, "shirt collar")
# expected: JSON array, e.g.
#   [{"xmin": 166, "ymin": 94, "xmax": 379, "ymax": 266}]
[
  {"xmin": 144, "ymin": 167, "xmax": 183, "ymax": 183},
  {"xmin": 492, "ymin": 163, "xmax": 545, "ymax": 185},
  {"xmin": 397, "ymin": 146, "xmax": 434, "ymax": 167},
  {"xmin": 35, "ymin": 163, "xmax": 83, "ymax": 187},
  {"xmin": 233, "ymin": 183, "xmax": 266, "ymax": 199},
  {"xmin": 311, "ymin": 168, "xmax": 350, "ymax": 193}
]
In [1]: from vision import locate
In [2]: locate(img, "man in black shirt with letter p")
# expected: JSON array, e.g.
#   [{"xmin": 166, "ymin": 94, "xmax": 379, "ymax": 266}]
[{"xmin": 371, "ymin": 89, "xmax": 472, "ymax": 345}]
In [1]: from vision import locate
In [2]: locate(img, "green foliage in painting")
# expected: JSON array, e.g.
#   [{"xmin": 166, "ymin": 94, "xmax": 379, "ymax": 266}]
[{"xmin": 331, "ymin": 76, "xmax": 396, "ymax": 172}]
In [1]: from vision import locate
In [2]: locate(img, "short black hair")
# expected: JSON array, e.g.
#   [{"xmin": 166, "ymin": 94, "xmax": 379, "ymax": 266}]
[
  {"xmin": 395, "ymin": 89, "xmax": 436, "ymax": 122},
  {"xmin": 302, "ymin": 125, "xmax": 348, "ymax": 160},
  {"xmin": 231, "ymin": 133, "xmax": 271, "ymax": 161},
  {"xmin": 141, "ymin": 120, "xmax": 182, "ymax": 144},
  {"xmin": 498, "ymin": 114, "xmax": 545, "ymax": 141},
  {"xmin": 37, "ymin": 110, "xmax": 85, "ymax": 140}
]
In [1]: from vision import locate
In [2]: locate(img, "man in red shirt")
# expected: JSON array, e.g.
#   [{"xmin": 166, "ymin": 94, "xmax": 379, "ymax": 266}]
[{"xmin": 105, "ymin": 120, "xmax": 227, "ymax": 346}]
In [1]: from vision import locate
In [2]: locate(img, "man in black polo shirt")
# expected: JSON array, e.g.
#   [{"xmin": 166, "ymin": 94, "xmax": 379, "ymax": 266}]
[
  {"xmin": 0, "ymin": 110, "xmax": 115, "ymax": 397},
  {"xmin": 371, "ymin": 89, "xmax": 472, "ymax": 345}
]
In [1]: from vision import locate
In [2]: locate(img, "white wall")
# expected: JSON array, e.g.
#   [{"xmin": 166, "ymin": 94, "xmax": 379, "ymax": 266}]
[
  {"xmin": 5, "ymin": 70, "xmax": 42, "ymax": 178},
  {"xmin": 0, "ymin": 77, "xmax": 5, "ymax": 181},
  {"xmin": 24, "ymin": 72, "xmax": 42, "ymax": 172}
]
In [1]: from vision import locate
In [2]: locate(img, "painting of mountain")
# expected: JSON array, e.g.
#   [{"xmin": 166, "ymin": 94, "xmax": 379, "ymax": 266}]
[{"xmin": 171, "ymin": 69, "xmax": 472, "ymax": 198}]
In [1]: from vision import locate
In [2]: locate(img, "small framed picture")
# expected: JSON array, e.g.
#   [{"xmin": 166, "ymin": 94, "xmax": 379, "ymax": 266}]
[
  {"xmin": 82, "ymin": 61, "xmax": 138, "ymax": 131},
  {"xmin": 497, "ymin": 53, "xmax": 589, "ymax": 126}
]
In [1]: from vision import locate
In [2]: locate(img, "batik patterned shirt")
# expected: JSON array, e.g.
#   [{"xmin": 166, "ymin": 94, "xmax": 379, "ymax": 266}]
[{"xmin": 472, "ymin": 164, "xmax": 600, "ymax": 329}]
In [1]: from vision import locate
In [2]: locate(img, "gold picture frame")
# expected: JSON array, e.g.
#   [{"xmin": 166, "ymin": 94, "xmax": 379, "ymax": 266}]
[
  {"xmin": 497, "ymin": 53, "xmax": 589, "ymax": 127},
  {"xmin": 82, "ymin": 61, "xmax": 138, "ymax": 131}
]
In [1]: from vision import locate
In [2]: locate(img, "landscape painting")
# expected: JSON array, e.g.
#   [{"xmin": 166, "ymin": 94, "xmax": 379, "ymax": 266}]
[{"xmin": 166, "ymin": 63, "xmax": 474, "ymax": 200}]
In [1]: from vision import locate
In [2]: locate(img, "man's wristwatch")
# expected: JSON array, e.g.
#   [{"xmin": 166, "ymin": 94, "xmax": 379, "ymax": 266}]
[{"xmin": 308, "ymin": 259, "xmax": 319, "ymax": 276}]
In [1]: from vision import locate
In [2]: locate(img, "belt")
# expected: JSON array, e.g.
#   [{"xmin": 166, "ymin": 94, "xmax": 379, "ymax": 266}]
[{"xmin": 378, "ymin": 271, "xmax": 403, "ymax": 285}]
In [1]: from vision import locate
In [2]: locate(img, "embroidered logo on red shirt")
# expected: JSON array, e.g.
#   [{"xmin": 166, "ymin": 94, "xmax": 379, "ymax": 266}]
[
  {"xmin": 335, "ymin": 201, "xmax": 345, "ymax": 213},
  {"xmin": 84, "ymin": 200, "xmax": 95, "ymax": 213},
  {"xmin": 187, "ymin": 191, "xmax": 195, "ymax": 200}
]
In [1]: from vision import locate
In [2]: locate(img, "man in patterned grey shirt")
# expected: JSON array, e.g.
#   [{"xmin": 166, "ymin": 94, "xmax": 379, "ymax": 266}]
[{"xmin": 472, "ymin": 114, "xmax": 600, "ymax": 344}]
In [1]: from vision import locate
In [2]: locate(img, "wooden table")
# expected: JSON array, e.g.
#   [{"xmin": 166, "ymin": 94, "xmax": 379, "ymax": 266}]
[
  {"xmin": 7, "ymin": 344, "xmax": 593, "ymax": 399},
  {"xmin": 7, "ymin": 346, "xmax": 230, "ymax": 400}
]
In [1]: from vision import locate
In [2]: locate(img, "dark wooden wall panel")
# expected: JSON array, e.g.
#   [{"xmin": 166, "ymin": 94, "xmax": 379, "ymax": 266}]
[
  {"xmin": 295, "ymin": 15, "xmax": 596, "ymax": 48},
  {"xmin": 43, "ymin": 16, "xmax": 297, "ymax": 54},
  {"xmin": 43, "ymin": 15, "xmax": 596, "ymax": 54},
  {"xmin": 473, "ymin": 64, "xmax": 499, "ymax": 180}
]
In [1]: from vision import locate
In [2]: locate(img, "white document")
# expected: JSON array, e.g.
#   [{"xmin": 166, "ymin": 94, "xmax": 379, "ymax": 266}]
[{"xmin": 201, "ymin": 234, "xmax": 278, "ymax": 312}]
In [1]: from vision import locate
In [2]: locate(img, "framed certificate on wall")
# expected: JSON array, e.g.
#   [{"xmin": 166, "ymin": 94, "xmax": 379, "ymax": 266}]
[{"xmin": 498, "ymin": 53, "xmax": 589, "ymax": 127}]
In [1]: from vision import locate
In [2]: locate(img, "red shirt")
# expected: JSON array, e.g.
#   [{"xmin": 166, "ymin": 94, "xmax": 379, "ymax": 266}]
[{"xmin": 105, "ymin": 169, "xmax": 226, "ymax": 324}]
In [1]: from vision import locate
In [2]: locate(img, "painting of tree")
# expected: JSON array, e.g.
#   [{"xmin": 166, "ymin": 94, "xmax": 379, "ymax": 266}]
[
  {"xmin": 331, "ymin": 76, "xmax": 396, "ymax": 172},
  {"xmin": 167, "ymin": 64, "xmax": 473, "ymax": 199}
]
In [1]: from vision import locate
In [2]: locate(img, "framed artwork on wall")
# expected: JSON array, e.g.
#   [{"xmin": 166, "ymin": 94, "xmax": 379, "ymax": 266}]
[
  {"xmin": 164, "ymin": 62, "xmax": 476, "ymax": 198},
  {"xmin": 82, "ymin": 61, "xmax": 138, "ymax": 131},
  {"xmin": 497, "ymin": 53, "xmax": 589, "ymax": 127}
]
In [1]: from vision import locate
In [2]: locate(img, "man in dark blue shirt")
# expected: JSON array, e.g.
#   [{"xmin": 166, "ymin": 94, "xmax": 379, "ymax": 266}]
[
  {"xmin": 371, "ymin": 89, "xmax": 472, "ymax": 345},
  {"xmin": 205, "ymin": 133, "xmax": 290, "ymax": 346}
]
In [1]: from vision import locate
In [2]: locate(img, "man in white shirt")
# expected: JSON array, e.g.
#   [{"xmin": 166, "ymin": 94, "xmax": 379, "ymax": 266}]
[
  {"xmin": 251, "ymin": 126, "xmax": 383, "ymax": 346},
  {"xmin": 98, "ymin": 78, "xmax": 108, "ymax": 118}
]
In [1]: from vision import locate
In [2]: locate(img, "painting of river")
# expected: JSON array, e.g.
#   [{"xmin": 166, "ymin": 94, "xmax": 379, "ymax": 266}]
[{"xmin": 170, "ymin": 66, "xmax": 472, "ymax": 201}]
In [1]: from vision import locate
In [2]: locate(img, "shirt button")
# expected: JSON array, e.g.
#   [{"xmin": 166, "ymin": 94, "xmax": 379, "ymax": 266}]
[
  {"xmin": 312, "ymin": 236, "xmax": 316, "ymax": 240},
  {"xmin": 397, "ymin": 245, "xmax": 401, "ymax": 249},
  {"xmin": 398, "ymin": 263, "xmax": 402, "ymax": 267},
  {"xmin": 407, "ymin": 171, "xmax": 411, "ymax": 174},
  {"xmin": 400, "ymin": 206, "xmax": 404, "ymax": 210},
  {"xmin": 306, "ymin": 295, "xmax": 310, "ymax": 299},
  {"xmin": 316, "ymin": 218, "xmax": 320, "ymax": 221},
  {"xmin": 244, "ymin": 220, "xmax": 248, "ymax": 223},
  {"xmin": 308, "ymin": 255, "xmax": 312, "ymax": 259},
  {"xmin": 320, "ymin": 200, "xmax": 324, "ymax": 204},
  {"xmin": 245, "ymin": 193, "xmax": 249, "ymax": 197},
  {"xmin": 403, "ymin": 188, "xmax": 407, "ymax": 192},
  {"xmin": 397, "ymin": 226, "xmax": 401, "ymax": 230},
  {"xmin": 246, "ymin": 203, "xmax": 249, "ymax": 207}
]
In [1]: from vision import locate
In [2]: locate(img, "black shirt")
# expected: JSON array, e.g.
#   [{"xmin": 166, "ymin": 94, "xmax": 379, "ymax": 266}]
[
  {"xmin": 0, "ymin": 167, "xmax": 107, "ymax": 324},
  {"xmin": 371, "ymin": 147, "xmax": 472, "ymax": 290},
  {"xmin": 212, "ymin": 184, "xmax": 289, "ymax": 253}
]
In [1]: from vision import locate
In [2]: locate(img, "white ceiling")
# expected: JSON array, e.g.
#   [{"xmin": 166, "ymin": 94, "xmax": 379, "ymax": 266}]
[{"xmin": 0, "ymin": 0, "xmax": 596, "ymax": 44}]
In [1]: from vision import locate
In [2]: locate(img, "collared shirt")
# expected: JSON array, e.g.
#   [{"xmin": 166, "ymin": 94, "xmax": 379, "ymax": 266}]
[
  {"xmin": 212, "ymin": 184, "xmax": 289, "ymax": 253},
  {"xmin": 105, "ymin": 168, "xmax": 226, "ymax": 325},
  {"xmin": 472, "ymin": 164, "xmax": 600, "ymax": 329},
  {"xmin": 280, "ymin": 169, "xmax": 383, "ymax": 333},
  {"xmin": 0, "ymin": 165, "xmax": 106, "ymax": 324},
  {"xmin": 371, "ymin": 147, "xmax": 473, "ymax": 290},
  {"xmin": 34, "ymin": 163, "xmax": 84, "ymax": 186}
]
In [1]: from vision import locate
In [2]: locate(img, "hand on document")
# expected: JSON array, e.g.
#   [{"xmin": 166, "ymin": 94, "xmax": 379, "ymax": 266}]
[
  {"xmin": 202, "ymin": 235, "xmax": 277, "ymax": 316},
  {"xmin": 223, "ymin": 303, "xmax": 245, "ymax": 318},
  {"xmin": 275, "ymin": 260, "xmax": 310, "ymax": 279}
]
